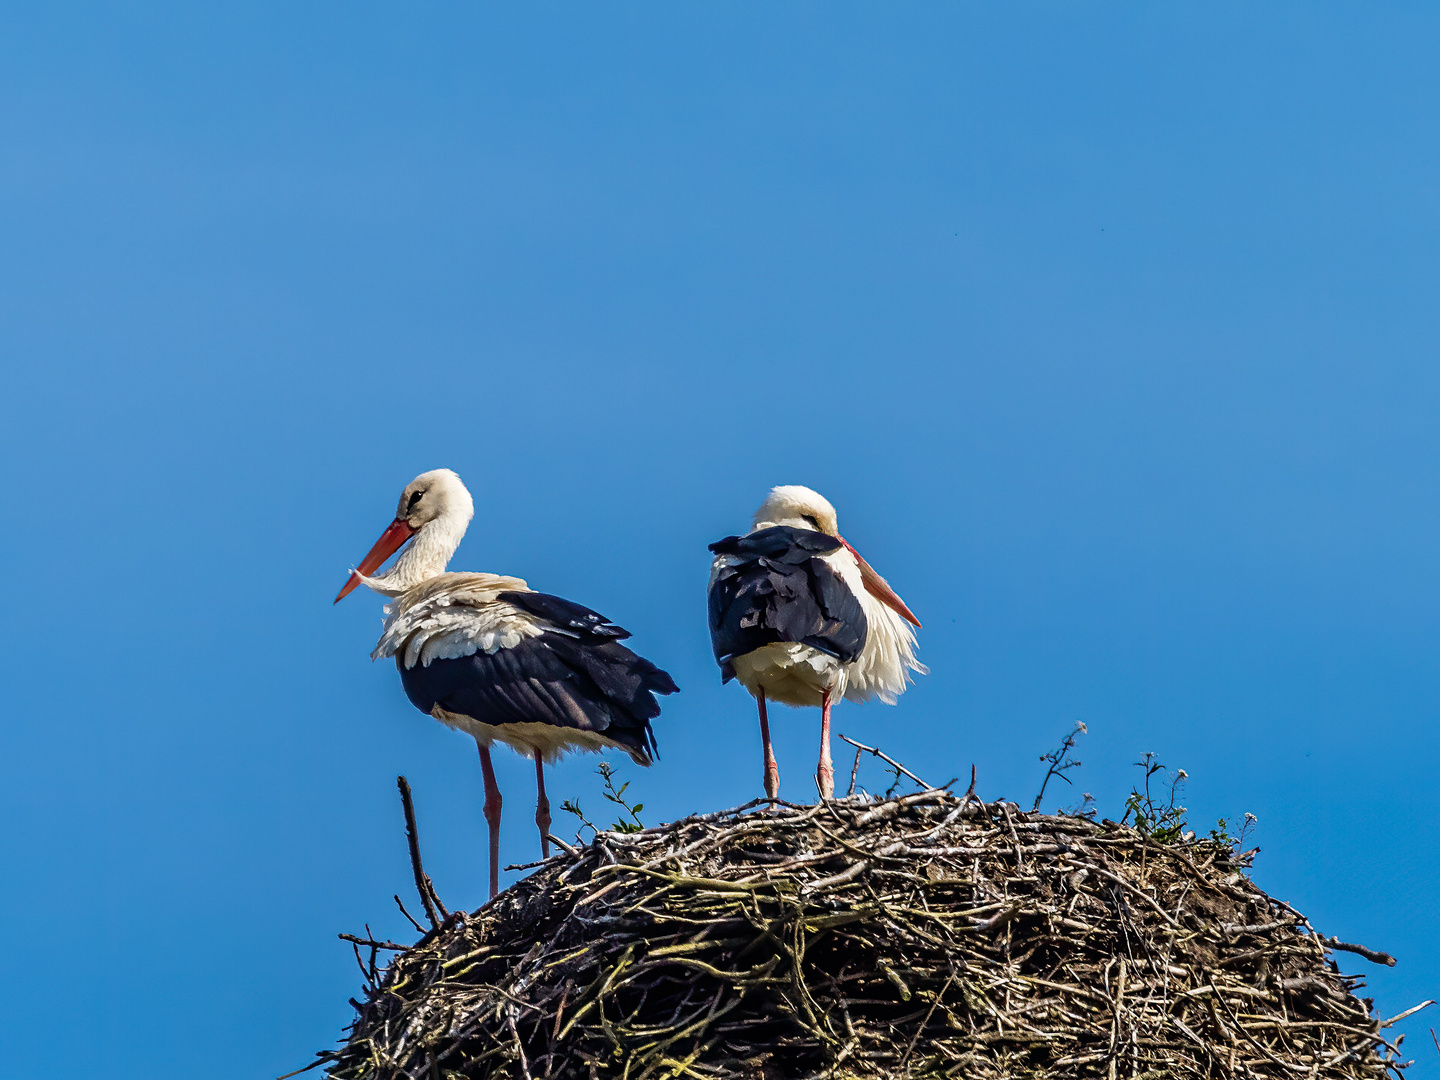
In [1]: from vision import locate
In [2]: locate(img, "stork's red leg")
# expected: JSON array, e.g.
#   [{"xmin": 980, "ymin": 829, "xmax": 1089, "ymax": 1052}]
[
  {"xmin": 816, "ymin": 688, "xmax": 835, "ymax": 800},
  {"xmin": 476, "ymin": 740, "xmax": 502, "ymax": 899},
  {"xmin": 534, "ymin": 752, "xmax": 552, "ymax": 859},
  {"xmin": 756, "ymin": 689, "xmax": 780, "ymax": 800}
]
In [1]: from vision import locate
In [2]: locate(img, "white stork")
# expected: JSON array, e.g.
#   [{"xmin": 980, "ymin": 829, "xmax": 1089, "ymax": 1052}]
[
  {"xmin": 707, "ymin": 485, "xmax": 924, "ymax": 801},
  {"xmin": 335, "ymin": 469, "xmax": 677, "ymax": 897}
]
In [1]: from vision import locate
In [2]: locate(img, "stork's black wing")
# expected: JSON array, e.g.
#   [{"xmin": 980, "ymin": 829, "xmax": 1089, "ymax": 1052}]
[
  {"xmin": 501, "ymin": 590, "xmax": 632, "ymax": 641},
  {"xmin": 398, "ymin": 591, "xmax": 676, "ymax": 764},
  {"xmin": 707, "ymin": 526, "xmax": 868, "ymax": 682}
]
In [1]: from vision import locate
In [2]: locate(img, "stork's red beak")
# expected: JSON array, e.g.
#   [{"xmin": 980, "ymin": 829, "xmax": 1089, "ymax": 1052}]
[
  {"xmin": 840, "ymin": 538, "xmax": 921, "ymax": 628},
  {"xmin": 334, "ymin": 518, "xmax": 416, "ymax": 603}
]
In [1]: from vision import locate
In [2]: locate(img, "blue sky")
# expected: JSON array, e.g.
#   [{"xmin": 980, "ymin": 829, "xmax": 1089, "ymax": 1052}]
[{"xmin": 2, "ymin": 3, "xmax": 1438, "ymax": 1075}]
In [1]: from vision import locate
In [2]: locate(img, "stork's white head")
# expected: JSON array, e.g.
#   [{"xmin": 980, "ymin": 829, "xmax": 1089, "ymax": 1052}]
[
  {"xmin": 335, "ymin": 469, "xmax": 475, "ymax": 602},
  {"xmin": 752, "ymin": 485, "xmax": 840, "ymax": 536},
  {"xmin": 395, "ymin": 468, "xmax": 475, "ymax": 532},
  {"xmin": 748, "ymin": 483, "xmax": 921, "ymax": 629}
]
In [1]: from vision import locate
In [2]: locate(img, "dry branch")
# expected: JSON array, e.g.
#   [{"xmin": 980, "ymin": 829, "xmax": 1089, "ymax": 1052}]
[{"xmin": 396, "ymin": 776, "xmax": 446, "ymax": 929}]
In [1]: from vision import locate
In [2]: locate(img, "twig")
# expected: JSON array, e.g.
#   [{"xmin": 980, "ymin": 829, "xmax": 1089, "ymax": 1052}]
[
  {"xmin": 846, "ymin": 747, "xmax": 862, "ymax": 797},
  {"xmin": 506, "ymin": 1007, "xmax": 534, "ymax": 1080},
  {"xmin": 340, "ymin": 932, "xmax": 410, "ymax": 952},
  {"xmin": 275, "ymin": 1057, "xmax": 329, "ymax": 1080},
  {"xmin": 1324, "ymin": 935, "xmax": 1397, "ymax": 967},
  {"xmin": 394, "ymin": 894, "xmax": 426, "ymax": 934},
  {"xmin": 837, "ymin": 734, "xmax": 933, "ymax": 791},
  {"xmin": 900, "ymin": 971, "xmax": 955, "ymax": 1068},
  {"xmin": 955, "ymin": 764, "xmax": 979, "ymax": 816},
  {"xmin": 397, "ymin": 775, "xmax": 445, "ymax": 929},
  {"xmin": 1032, "ymin": 722, "xmax": 1085, "ymax": 812},
  {"xmin": 349, "ymin": 939, "xmax": 370, "ymax": 984},
  {"xmin": 547, "ymin": 833, "xmax": 580, "ymax": 857},
  {"xmin": 1380, "ymin": 1001, "xmax": 1435, "ymax": 1028}
]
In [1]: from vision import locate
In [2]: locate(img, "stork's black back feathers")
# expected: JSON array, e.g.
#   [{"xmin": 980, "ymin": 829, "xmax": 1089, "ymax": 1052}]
[
  {"xmin": 397, "ymin": 591, "xmax": 675, "ymax": 764},
  {"xmin": 707, "ymin": 526, "xmax": 868, "ymax": 682}
]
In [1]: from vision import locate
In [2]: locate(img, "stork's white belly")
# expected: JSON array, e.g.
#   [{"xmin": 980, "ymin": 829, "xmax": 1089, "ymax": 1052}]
[
  {"xmin": 730, "ymin": 643, "xmax": 846, "ymax": 708},
  {"xmin": 430, "ymin": 707, "xmax": 640, "ymax": 764}
]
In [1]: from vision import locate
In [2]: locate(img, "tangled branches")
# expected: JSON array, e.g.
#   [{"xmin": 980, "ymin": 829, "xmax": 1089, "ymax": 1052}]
[{"xmin": 318, "ymin": 793, "xmax": 1421, "ymax": 1079}]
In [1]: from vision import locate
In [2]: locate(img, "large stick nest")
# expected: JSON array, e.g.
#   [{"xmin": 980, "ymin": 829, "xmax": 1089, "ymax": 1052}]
[{"xmin": 322, "ymin": 792, "xmax": 1412, "ymax": 1079}]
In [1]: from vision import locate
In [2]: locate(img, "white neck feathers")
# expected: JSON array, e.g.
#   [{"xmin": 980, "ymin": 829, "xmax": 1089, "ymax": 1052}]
[{"xmin": 360, "ymin": 508, "xmax": 472, "ymax": 597}]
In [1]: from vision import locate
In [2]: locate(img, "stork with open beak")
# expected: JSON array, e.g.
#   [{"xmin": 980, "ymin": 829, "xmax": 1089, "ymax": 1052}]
[
  {"xmin": 707, "ymin": 485, "xmax": 925, "ymax": 801},
  {"xmin": 336, "ymin": 469, "xmax": 678, "ymax": 898}
]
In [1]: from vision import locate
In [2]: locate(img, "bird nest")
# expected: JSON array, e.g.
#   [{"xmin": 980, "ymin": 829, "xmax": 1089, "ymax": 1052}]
[{"xmin": 318, "ymin": 791, "xmax": 1417, "ymax": 1079}]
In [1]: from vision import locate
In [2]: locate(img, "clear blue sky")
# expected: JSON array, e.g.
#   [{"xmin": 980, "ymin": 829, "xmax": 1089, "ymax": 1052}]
[{"xmin": 2, "ymin": 4, "xmax": 1437, "ymax": 1075}]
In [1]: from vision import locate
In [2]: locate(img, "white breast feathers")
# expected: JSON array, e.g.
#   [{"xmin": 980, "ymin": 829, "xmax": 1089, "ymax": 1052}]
[
  {"xmin": 817, "ymin": 548, "xmax": 927, "ymax": 706},
  {"xmin": 843, "ymin": 590, "xmax": 926, "ymax": 704},
  {"xmin": 372, "ymin": 572, "xmax": 541, "ymax": 670}
]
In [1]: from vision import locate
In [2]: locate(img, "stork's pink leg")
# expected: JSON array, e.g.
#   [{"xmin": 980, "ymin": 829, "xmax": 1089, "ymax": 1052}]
[
  {"xmin": 816, "ymin": 689, "xmax": 835, "ymax": 800},
  {"xmin": 476, "ymin": 740, "xmax": 502, "ymax": 899},
  {"xmin": 756, "ymin": 689, "xmax": 780, "ymax": 800},
  {"xmin": 534, "ymin": 751, "xmax": 552, "ymax": 858}
]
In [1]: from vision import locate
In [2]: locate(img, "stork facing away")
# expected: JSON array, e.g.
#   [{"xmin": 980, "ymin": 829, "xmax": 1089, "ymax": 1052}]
[
  {"xmin": 708, "ymin": 486, "xmax": 924, "ymax": 801},
  {"xmin": 336, "ymin": 469, "xmax": 677, "ymax": 897}
]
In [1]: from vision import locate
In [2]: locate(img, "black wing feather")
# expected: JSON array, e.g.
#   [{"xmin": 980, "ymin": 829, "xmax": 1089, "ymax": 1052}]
[
  {"xmin": 398, "ymin": 592, "xmax": 675, "ymax": 764},
  {"xmin": 500, "ymin": 591, "xmax": 631, "ymax": 640},
  {"xmin": 707, "ymin": 525, "xmax": 867, "ymax": 681}
]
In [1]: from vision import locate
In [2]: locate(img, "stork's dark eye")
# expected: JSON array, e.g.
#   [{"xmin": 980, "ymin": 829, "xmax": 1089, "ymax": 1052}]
[
  {"xmin": 802, "ymin": 514, "xmax": 821, "ymax": 531},
  {"xmin": 407, "ymin": 491, "xmax": 423, "ymax": 510}
]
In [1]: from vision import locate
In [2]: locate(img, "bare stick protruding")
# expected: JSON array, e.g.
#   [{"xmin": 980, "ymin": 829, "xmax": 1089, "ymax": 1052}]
[
  {"xmin": 1323, "ymin": 935, "xmax": 1397, "ymax": 967},
  {"xmin": 397, "ymin": 775, "xmax": 447, "ymax": 929},
  {"xmin": 837, "ymin": 734, "xmax": 933, "ymax": 792}
]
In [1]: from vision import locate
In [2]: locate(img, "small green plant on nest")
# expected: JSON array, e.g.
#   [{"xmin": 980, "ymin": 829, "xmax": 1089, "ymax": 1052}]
[
  {"xmin": 1122, "ymin": 752, "xmax": 1189, "ymax": 843},
  {"xmin": 562, "ymin": 760, "xmax": 646, "ymax": 840},
  {"xmin": 597, "ymin": 761, "xmax": 645, "ymax": 833},
  {"xmin": 1211, "ymin": 811, "xmax": 1259, "ymax": 855},
  {"xmin": 1030, "ymin": 730, "xmax": 1257, "ymax": 858}
]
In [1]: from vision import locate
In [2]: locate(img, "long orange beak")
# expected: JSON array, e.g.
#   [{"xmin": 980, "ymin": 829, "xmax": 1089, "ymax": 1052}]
[
  {"xmin": 334, "ymin": 518, "xmax": 416, "ymax": 603},
  {"xmin": 840, "ymin": 537, "xmax": 921, "ymax": 628}
]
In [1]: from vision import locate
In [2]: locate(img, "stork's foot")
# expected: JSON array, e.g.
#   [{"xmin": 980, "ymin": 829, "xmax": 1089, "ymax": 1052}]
[{"xmin": 816, "ymin": 762, "xmax": 835, "ymax": 801}]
